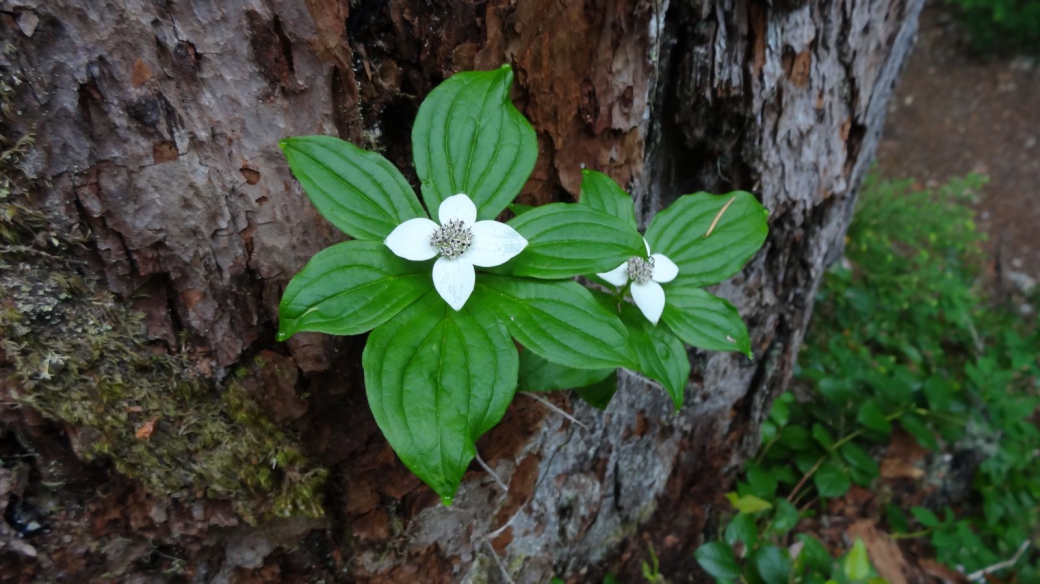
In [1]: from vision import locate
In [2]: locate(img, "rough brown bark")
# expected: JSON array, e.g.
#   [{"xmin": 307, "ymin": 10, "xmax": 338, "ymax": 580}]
[{"xmin": 0, "ymin": 0, "xmax": 921, "ymax": 582}]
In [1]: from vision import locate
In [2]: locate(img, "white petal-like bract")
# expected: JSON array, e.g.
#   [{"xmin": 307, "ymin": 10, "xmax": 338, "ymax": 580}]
[
  {"xmin": 651, "ymin": 254, "xmax": 679, "ymax": 283},
  {"xmin": 385, "ymin": 218, "xmax": 440, "ymax": 261},
  {"xmin": 438, "ymin": 193, "xmax": 478, "ymax": 226},
  {"xmin": 597, "ymin": 262, "xmax": 630, "ymax": 287},
  {"xmin": 432, "ymin": 256, "xmax": 476, "ymax": 311},
  {"xmin": 464, "ymin": 220, "xmax": 528, "ymax": 267},
  {"xmin": 631, "ymin": 280, "xmax": 666, "ymax": 325}
]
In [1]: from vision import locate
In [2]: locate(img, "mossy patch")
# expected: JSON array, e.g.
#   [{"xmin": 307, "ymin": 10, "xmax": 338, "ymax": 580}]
[{"xmin": 0, "ymin": 62, "xmax": 325, "ymax": 523}]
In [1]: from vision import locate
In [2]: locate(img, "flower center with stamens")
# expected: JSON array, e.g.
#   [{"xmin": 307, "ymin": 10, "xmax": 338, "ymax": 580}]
[
  {"xmin": 626, "ymin": 256, "xmax": 654, "ymax": 284},
  {"xmin": 430, "ymin": 219, "xmax": 474, "ymax": 259}
]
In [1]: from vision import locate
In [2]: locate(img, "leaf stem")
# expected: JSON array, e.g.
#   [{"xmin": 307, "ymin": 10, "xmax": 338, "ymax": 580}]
[
  {"xmin": 787, "ymin": 456, "xmax": 826, "ymax": 503},
  {"xmin": 785, "ymin": 408, "xmax": 909, "ymax": 504},
  {"xmin": 482, "ymin": 539, "xmax": 518, "ymax": 584},
  {"xmin": 520, "ymin": 392, "xmax": 589, "ymax": 429},
  {"xmin": 889, "ymin": 529, "xmax": 931, "ymax": 540},
  {"xmin": 475, "ymin": 451, "xmax": 508, "ymax": 492},
  {"xmin": 756, "ymin": 435, "xmax": 781, "ymax": 464}
]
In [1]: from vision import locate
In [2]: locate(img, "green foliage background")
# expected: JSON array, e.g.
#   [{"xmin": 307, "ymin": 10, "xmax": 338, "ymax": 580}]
[
  {"xmin": 695, "ymin": 173, "xmax": 1040, "ymax": 582},
  {"xmin": 947, "ymin": 0, "xmax": 1040, "ymax": 51}
]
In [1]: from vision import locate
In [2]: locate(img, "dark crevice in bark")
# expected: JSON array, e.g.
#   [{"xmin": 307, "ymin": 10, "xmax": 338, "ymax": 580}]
[
  {"xmin": 272, "ymin": 15, "xmax": 296, "ymax": 76},
  {"xmin": 645, "ymin": 1, "xmax": 702, "ymax": 215},
  {"xmin": 330, "ymin": 66, "xmax": 356, "ymax": 142},
  {"xmin": 245, "ymin": 9, "xmax": 297, "ymax": 91}
]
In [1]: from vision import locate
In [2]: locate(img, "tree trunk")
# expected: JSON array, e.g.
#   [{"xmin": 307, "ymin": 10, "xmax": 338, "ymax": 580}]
[{"xmin": 0, "ymin": 0, "xmax": 921, "ymax": 582}]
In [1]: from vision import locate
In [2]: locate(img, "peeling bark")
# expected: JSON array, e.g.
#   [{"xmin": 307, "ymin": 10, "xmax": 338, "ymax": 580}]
[{"xmin": 0, "ymin": 0, "xmax": 922, "ymax": 582}]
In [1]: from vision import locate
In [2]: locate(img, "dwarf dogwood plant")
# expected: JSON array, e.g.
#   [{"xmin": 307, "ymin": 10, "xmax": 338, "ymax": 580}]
[
  {"xmin": 277, "ymin": 65, "xmax": 769, "ymax": 503},
  {"xmin": 516, "ymin": 170, "xmax": 769, "ymax": 410}
]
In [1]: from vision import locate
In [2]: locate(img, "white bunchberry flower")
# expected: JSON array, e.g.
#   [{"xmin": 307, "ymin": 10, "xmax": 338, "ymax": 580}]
[
  {"xmin": 385, "ymin": 194, "xmax": 528, "ymax": 310},
  {"xmin": 597, "ymin": 239, "xmax": 679, "ymax": 325}
]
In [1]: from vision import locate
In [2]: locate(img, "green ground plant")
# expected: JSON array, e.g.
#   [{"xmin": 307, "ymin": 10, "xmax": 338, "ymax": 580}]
[
  {"xmin": 696, "ymin": 173, "xmax": 1040, "ymax": 582},
  {"xmin": 947, "ymin": 0, "xmax": 1040, "ymax": 51}
]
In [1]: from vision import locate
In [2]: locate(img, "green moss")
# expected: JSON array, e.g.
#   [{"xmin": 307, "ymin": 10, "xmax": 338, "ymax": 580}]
[{"xmin": 0, "ymin": 62, "xmax": 325, "ymax": 522}]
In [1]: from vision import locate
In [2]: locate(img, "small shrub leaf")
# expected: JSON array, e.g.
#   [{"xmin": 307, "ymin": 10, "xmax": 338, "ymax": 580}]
[{"xmin": 694, "ymin": 542, "xmax": 741, "ymax": 580}]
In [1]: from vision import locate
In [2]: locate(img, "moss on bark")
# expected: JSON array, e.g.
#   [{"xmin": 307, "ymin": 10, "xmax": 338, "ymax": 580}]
[{"xmin": 0, "ymin": 66, "xmax": 325, "ymax": 523}]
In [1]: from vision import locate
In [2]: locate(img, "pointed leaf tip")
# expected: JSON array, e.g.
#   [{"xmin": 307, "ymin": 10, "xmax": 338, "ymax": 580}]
[
  {"xmin": 278, "ymin": 135, "xmax": 425, "ymax": 240},
  {"xmin": 412, "ymin": 66, "xmax": 535, "ymax": 221},
  {"xmin": 363, "ymin": 292, "xmax": 518, "ymax": 502},
  {"xmin": 441, "ymin": 495, "xmax": 454, "ymax": 506}
]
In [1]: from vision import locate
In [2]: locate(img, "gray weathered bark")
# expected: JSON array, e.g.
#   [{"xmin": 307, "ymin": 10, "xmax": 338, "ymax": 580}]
[{"xmin": 0, "ymin": 0, "xmax": 921, "ymax": 581}]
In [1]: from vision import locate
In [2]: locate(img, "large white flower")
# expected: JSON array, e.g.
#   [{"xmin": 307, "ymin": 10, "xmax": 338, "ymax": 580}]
[
  {"xmin": 597, "ymin": 239, "xmax": 679, "ymax": 325},
  {"xmin": 385, "ymin": 193, "xmax": 528, "ymax": 310}
]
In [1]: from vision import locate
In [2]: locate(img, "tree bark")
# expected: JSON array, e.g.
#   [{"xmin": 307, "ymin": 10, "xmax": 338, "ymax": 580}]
[{"xmin": 0, "ymin": 0, "xmax": 922, "ymax": 582}]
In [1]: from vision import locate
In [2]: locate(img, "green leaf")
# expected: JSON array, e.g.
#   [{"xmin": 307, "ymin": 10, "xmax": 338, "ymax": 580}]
[
  {"xmin": 497, "ymin": 203, "xmax": 645, "ymax": 279},
  {"xmin": 726, "ymin": 492, "xmax": 773, "ymax": 514},
  {"xmin": 579, "ymin": 169, "xmax": 637, "ymax": 229},
  {"xmin": 817, "ymin": 378, "xmax": 851, "ymax": 407},
  {"xmin": 814, "ymin": 462, "xmax": 851, "ymax": 498},
  {"xmin": 551, "ymin": 578, "xmax": 565, "ymax": 584},
  {"xmin": 911, "ymin": 506, "xmax": 940, "ymax": 527},
  {"xmin": 770, "ymin": 499, "xmax": 800, "ymax": 535},
  {"xmin": 617, "ymin": 300, "xmax": 690, "ymax": 410},
  {"xmin": 772, "ymin": 466, "xmax": 800, "ymax": 485},
  {"xmin": 840, "ymin": 442, "xmax": 879, "ymax": 481},
  {"xmin": 795, "ymin": 534, "xmax": 834, "ymax": 573},
  {"xmin": 575, "ymin": 370, "xmax": 619, "ymax": 410},
  {"xmin": 277, "ymin": 240, "xmax": 432, "ymax": 340},
  {"xmin": 474, "ymin": 276, "xmax": 636, "ymax": 370},
  {"xmin": 846, "ymin": 461, "xmax": 871, "ymax": 489},
  {"xmin": 412, "ymin": 65, "xmax": 537, "ymax": 222},
  {"xmin": 362, "ymin": 291, "xmax": 518, "ymax": 500},
  {"xmin": 761, "ymin": 420, "xmax": 778, "ymax": 442},
  {"xmin": 795, "ymin": 451, "xmax": 822, "ymax": 473},
  {"xmin": 923, "ymin": 377, "xmax": 954, "ymax": 411},
  {"xmin": 872, "ymin": 369, "xmax": 914, "ymax": 404},
  {"xmin": 515, "ymin": 343, "xmax": 619, "ymax": 411},
  {"xmin": 983, "ymin": 491, "xmax": 1005, "ymax": 523},
  {"xmin": 780, "ymin": 426, "xmax": 812, "ymax": 451},
  {"xmin": 850, "ymin": 466, "xmax": 877, "ymax": 489},
  {"xmin": 279, "ymin": 135, "xmax": 425, "ymax": 240},
  {"xmin": 748, "ymin": 545, "xmax": 792, "ymax": 584},
  {"xmin": 661, "ymin": 288, "xmax": 752, "ymax": 358},
  {"xmin": 812, "ymin": 424, "xmax": 835, "ymax": 450},
  {"xmin": 900, "ymin": 414, "xmax": 938, "ymax": 450},
  {"xmin": 644, "ymin": 191, "xmax": 769, "ymax": 288},
  {"xmin": 518, "ymin": 349, "xmax": 613, "ymax": 392},
  {"xmin": 770, "ymin": 396, "xmax": 791, "ymax": 426},
  {"xmin": 843, "ymin": 539, "xmax": 871, "ymax": 581},
  {"xmin": 725, "ymin": 513, "xmax": 760, "ymax": 547},
  {"xmin": 747, "ymin": 466, "xmax": 779, "ymax": 498},
  {"xmin": 694, "ymin": 542, "xmax": 741, "ymax": 580},
  {"xmin": 509, "ymin": 203, "xmax": 535, "ymax": 216},
  {"xmin": 886, "ymin": 504, "xmax": 910, "ymax": 534},
  {"xmin": 856, "ymin": 399, "xmax": 891, "ymax": 434}
]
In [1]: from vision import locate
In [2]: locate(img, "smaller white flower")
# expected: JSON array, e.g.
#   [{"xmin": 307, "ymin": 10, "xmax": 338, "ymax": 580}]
[
  {"xmin": 597, "ymin": 239, "xmax": 679, "ymax": 325},
  {"xmin": 385, "ymin": 193, "xmax": 528, "ymax": 311}
]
